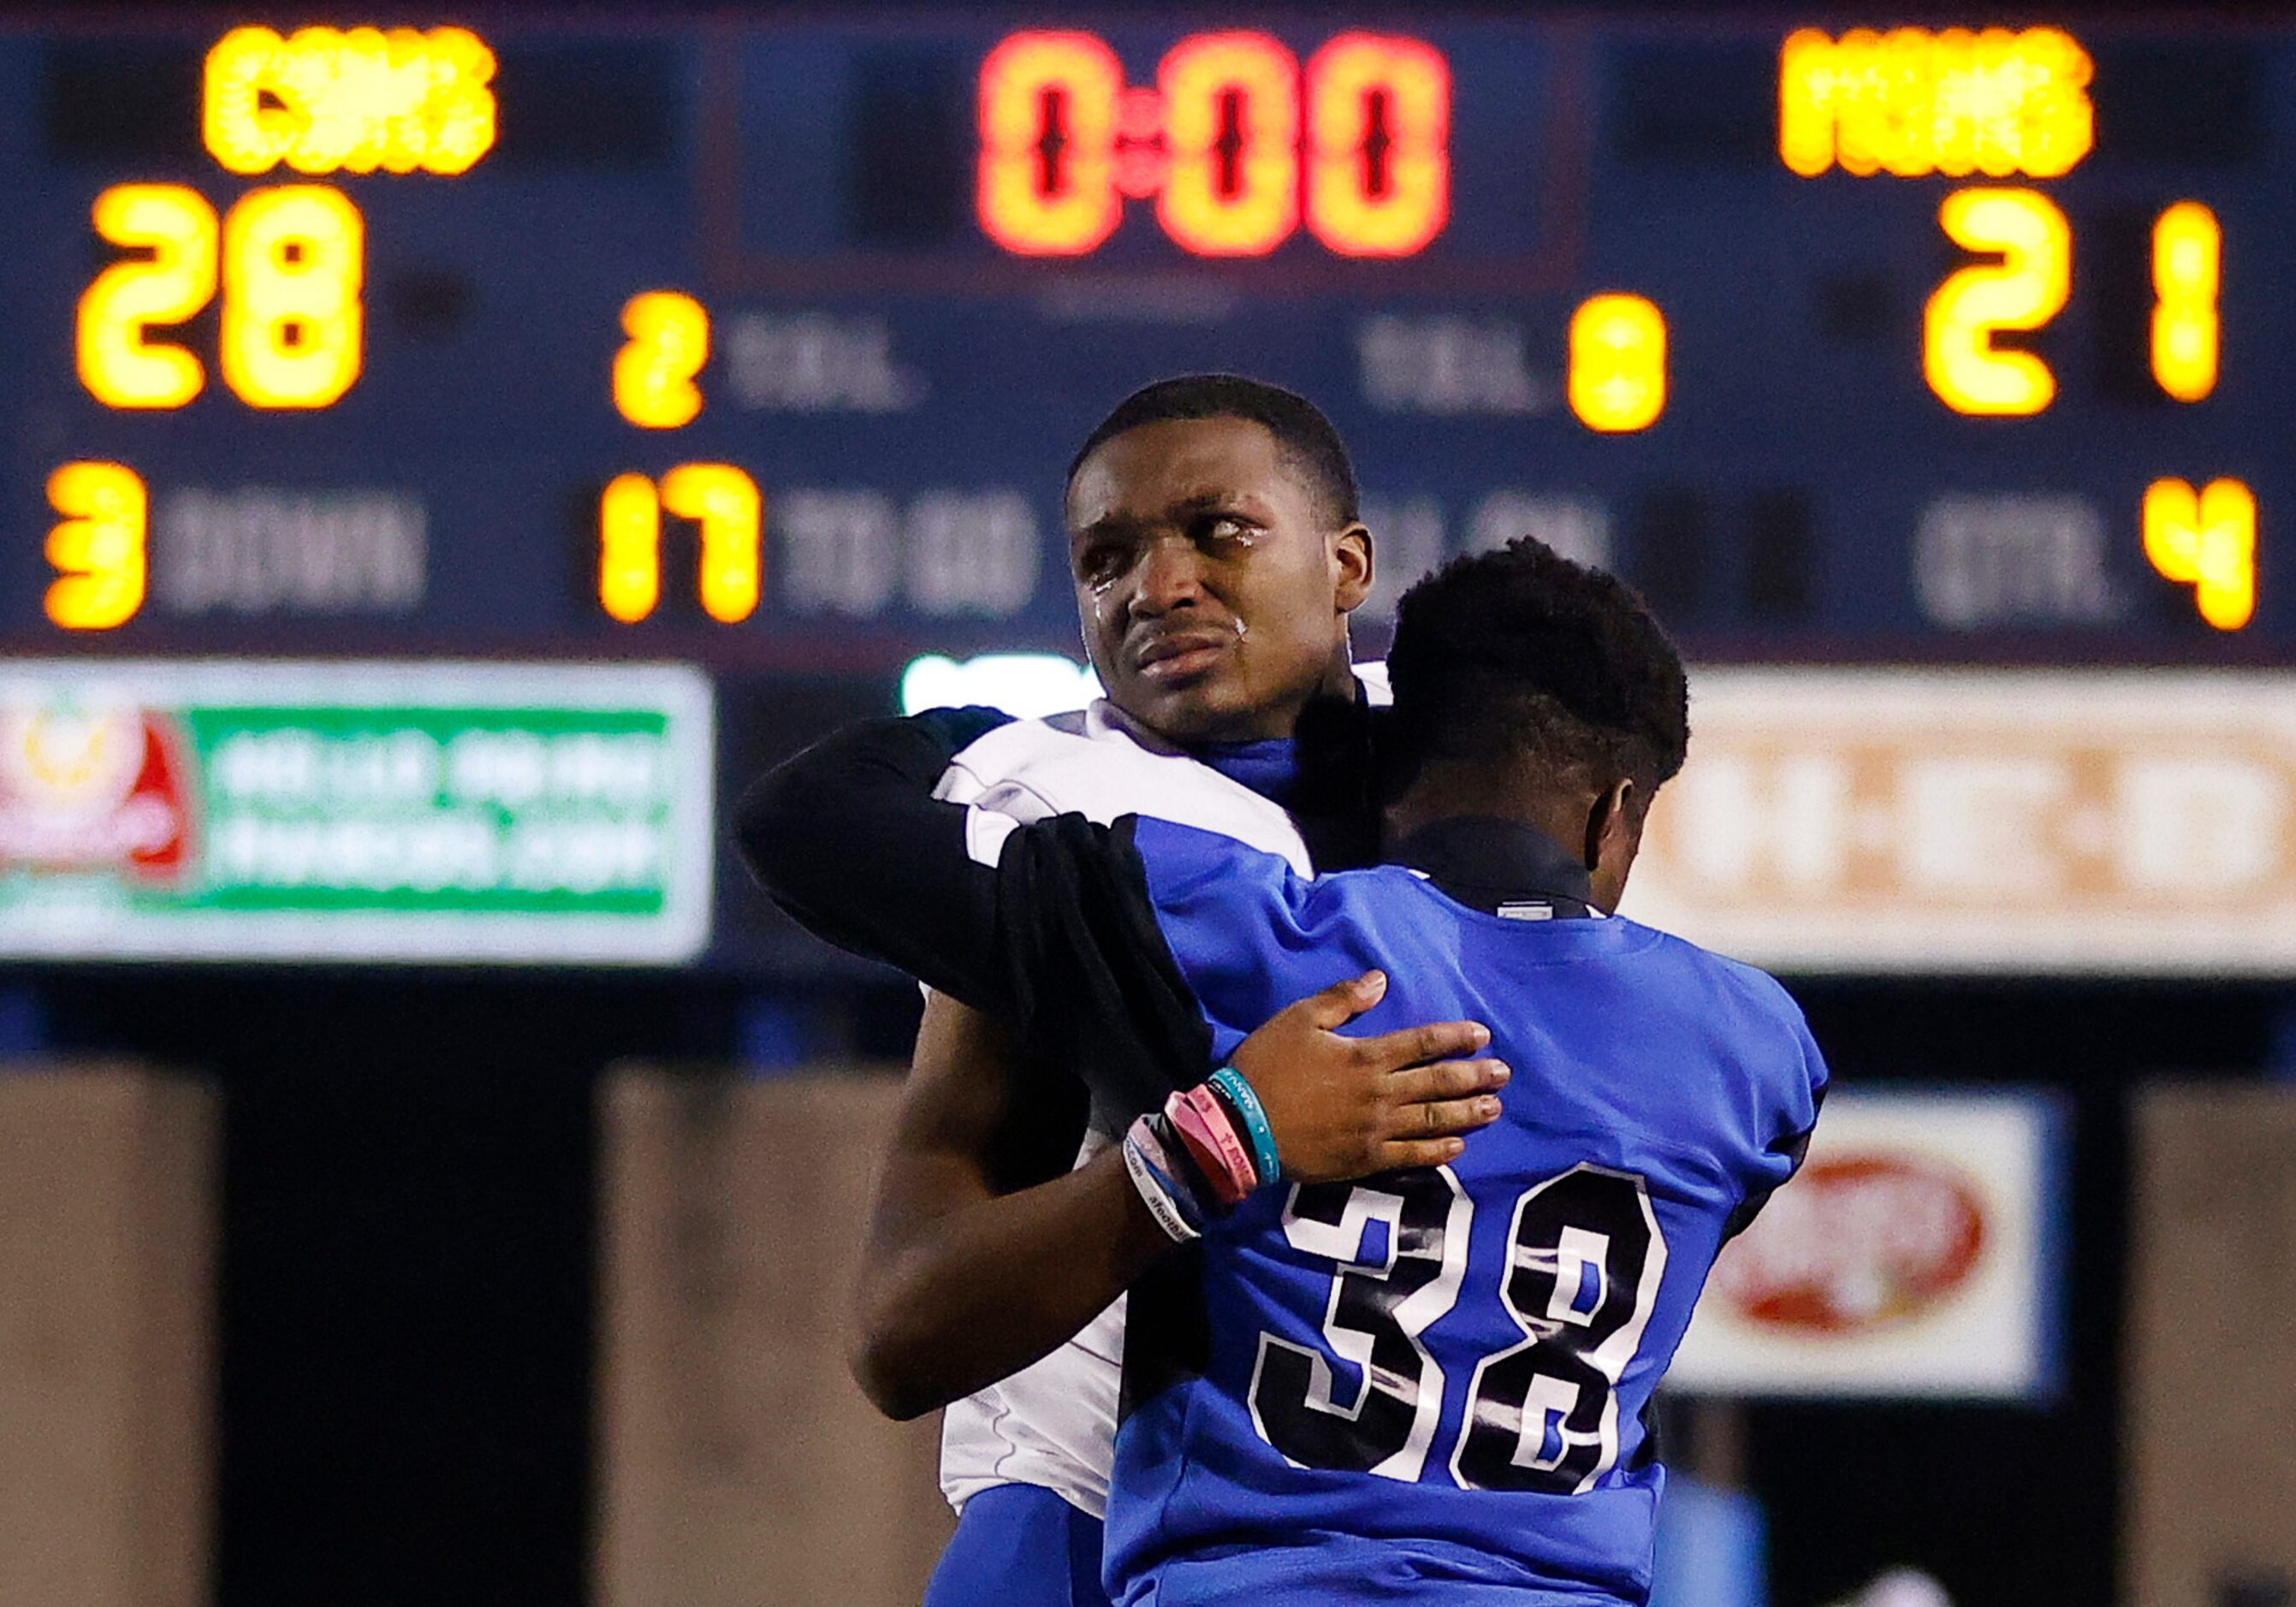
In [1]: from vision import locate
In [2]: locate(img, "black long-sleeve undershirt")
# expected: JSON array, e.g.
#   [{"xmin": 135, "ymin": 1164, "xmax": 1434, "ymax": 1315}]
[{"xmin": 736, "ymin": 709, "xmax": 1213, "ymax": 1126}]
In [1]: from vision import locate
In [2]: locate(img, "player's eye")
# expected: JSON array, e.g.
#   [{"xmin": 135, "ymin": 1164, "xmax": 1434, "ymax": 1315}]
[
  {"xmin": 1074, "ymin": 541, "xmax": 1130, "ymax": 586},
  {"xmin": 1195, "ymin": 513, "xmax": 1257, "ymax": 549}
]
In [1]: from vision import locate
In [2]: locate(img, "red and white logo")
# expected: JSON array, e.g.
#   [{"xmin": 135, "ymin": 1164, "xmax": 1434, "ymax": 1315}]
[
  {"xmin": 1707, "ymin": 1154, "xmax": 1987, "ymax": 1334},
  {"xmin": 0, "ymin": 700, "xmax": 192, "ymax": 881}
]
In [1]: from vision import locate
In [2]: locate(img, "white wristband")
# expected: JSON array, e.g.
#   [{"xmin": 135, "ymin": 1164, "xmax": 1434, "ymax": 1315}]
[{"xmin": 1122, "ymin": 1131, "xmax": 1201, "ymax": 1244}]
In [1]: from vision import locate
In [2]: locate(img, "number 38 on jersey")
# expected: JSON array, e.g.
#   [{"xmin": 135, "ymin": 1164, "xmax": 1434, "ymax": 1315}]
[{"xmin": 1249, "ymin": 1163, "xmax": 1669, "ymax": 1494}]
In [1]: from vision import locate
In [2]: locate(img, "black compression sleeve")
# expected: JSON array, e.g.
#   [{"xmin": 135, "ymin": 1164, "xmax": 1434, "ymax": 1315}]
[
  {"xmin": 737, "ymin": 714, "xmax": 1213, "ymax": 1125},
  {"xmin": 736, "ymin": 710, "xmax": 1018, "ymax": 1011},
  {"xmin": 995, "ymin": 815, "xmax": 1214, "ymax": 1126}
]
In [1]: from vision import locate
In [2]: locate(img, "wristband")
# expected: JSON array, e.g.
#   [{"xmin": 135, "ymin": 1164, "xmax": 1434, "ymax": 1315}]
[
  {"xmin": 1178, "ymin": 1083, "xmax": 1261, "ymax": 1195},
  {"xmin": 1134, "ymin": 1112, "xmax": 1219, "ymax": 1225},
  {"xmin": 1122, "ymin": 1120, "xmax": 1201, "ymax": 1243},
  {"xmin": 1207, "ymin": 1067, "xmax": 1282, "ymax": 1187},
  {"xmin": 1160, "ymin": 1093, "xmax": 1239, "ymax": 1207},
  {"xmin": 1165, "ymin": 1084, "xmax": 1258, "ymax": 1207}
]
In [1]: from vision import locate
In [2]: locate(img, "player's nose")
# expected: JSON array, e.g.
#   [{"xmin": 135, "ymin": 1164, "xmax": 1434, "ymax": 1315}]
[{"xmin": 1129, "ymin": 535, "xmax": 1207, "ymax": 618}]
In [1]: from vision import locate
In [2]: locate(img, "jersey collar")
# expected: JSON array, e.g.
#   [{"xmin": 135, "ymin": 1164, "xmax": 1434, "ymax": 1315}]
[{"xmin": 1388, "ymin": 815, "xmax": 1597, "ymax": 920}]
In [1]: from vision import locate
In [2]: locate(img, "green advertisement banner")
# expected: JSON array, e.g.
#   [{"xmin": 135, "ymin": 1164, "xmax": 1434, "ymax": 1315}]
[{"xmin": 0, "ymin": 661, "xmax": 714, "ymax": 964}]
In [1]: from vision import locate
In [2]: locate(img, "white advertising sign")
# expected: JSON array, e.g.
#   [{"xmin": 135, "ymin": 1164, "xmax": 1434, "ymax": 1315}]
[
  {"xmin": 1669, "ymin": 1089, "xmax": 2064, "ymax": 1401},
  {"xmin": 1620, "ymin": 670, "xmax": 2296, "ymax": 975},
  {"xmin": 0, "ymin": 660, "xmax": 715, "ymax": 964}
]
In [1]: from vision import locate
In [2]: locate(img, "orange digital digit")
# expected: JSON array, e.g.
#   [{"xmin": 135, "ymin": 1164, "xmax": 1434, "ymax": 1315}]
[
  {"xmin": 2144, "ymin": 477, "xmax": 2255, "ymax": 631},
  {"xmin": 44, "ymin": 462, "xmax": 147, "ymax": 631},
  {"xmin": 977, "ymin": 32, "xmax": 1124, "ymax": 256},
  {"xmin": 1304, "ymin": 33, "xmax": 1450, "ymax": 257},
  {"xmin": 1568, "ymin": 294, "xmax": 1667, "ymax": 433},
  {"xmin": 1156, "ymin": 32, "xmax": 1298, "ymax": 257},
  {"xmin": 614, "ymin": 292, "xmax": 709, "ymax": 429},
  {"xmin": 662, "ymin": 464, "xmax": 763, "ymax": 624},
  {"xmin": 1923, "ymin": 187, "xmax": 2070, "ymax": 416},
  {"xmin": 598, "ymin": 473, "xmax": 663, "ymax": 623},
  {"xmin": 220, "ymin": 185, "xmax": 365, "ymax": 408},
  {"xmin": 2151, "ymin": 201, "xmax": 2221, "ymax": 404},
  {"xmin": 78, "ymin": 185, "xmax": 219, "ymax": 410}
]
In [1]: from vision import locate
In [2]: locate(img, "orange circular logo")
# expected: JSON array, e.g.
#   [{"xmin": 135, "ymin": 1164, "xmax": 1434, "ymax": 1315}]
[{"xmin": 1709, "ymin": 1154, "xmax": 1986, "ymax": 1333}]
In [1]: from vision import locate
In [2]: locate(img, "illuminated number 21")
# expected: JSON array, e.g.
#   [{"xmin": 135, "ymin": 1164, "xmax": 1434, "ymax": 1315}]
[
  {"xmin": 599, "ymin": 466, "xmax": 762, "ymax": 624},
  {"xmin": 1924, "ymin": 187, "xmax": 2070, "ymax": 416},
  {"xmin": 77, "ymin": 182, "xmax": 364, "ymax": 410}
]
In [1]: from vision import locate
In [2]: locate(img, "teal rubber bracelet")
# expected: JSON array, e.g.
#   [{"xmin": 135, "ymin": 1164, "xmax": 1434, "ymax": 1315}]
[{"xmin": 1208, "ymin": 1067, "xmax": 1282, "ymax": 1187}]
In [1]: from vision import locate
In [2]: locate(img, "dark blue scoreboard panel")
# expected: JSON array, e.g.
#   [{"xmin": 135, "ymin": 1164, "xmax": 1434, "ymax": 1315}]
[{"xmin": 3, "ymin": 15, "xmax": 2290, "ymax": 673}]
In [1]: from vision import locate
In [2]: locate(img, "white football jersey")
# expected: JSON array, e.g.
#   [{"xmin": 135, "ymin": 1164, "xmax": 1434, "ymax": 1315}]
[
  {"xmin": 928, "ymin": 671, "xmax": 1389, "ymax": 1519},
  {"xmin": 928, "ymin": 698, "xmax": 1314, "ymax": 1520}
]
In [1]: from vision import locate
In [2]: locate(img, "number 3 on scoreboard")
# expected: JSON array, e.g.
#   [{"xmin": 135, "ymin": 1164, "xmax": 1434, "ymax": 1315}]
[
  {"xmin": 44, "ymin": 462, "xmax": 146, "ymax": 632},
  {"xmin": 1923, "ymin": 187, "xmax": 2070, "ymax": 417}
]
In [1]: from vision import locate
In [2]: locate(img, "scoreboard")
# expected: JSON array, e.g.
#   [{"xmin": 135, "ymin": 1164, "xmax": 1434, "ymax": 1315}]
[
  {"xmin": 9, "ymin": 14, "xmax": 2296, "ymax": 973},
  {"xmin": 7, "ymin": 14, "xmax": 2290, "ymax": 671}
]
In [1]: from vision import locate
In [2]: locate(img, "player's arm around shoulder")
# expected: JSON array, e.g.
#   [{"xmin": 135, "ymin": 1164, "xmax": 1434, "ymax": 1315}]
[
  {"xmin": 851, "ymin": 989, "xmax": 1155, "ymax": 1420},
  {"xmin": 849, "ymin": 980, "xmax": 1510, "ymax": 1420},
  {"xmin": 736, "ymin": 707, "xmax": 1019, "ymax": 1009}
]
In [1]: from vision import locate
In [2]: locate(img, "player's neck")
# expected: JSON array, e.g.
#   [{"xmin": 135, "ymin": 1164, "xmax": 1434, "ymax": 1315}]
[
  {"xmin": 1383, "ymin": 764, "xmax": 1597, "ymax": 875},
  {"xmin": 1246, "ymin": 646, "xmax": 1362, "ymax": 741}
]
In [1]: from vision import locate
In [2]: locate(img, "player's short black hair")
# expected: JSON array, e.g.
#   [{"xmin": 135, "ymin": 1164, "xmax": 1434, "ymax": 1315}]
[
  {"xmin": 1385, "ymin": 536, "xmax": 1689, "ymax": 807},
  {"xmin": 1065, "ymin": 374, "xmax": 1362, "ymax": 527}
]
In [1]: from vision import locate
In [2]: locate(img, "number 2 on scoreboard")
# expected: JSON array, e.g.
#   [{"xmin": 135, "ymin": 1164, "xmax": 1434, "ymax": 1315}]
[{"xmin": 1923, "ymin": 188, "xmax": 2070, "ymax": 417}]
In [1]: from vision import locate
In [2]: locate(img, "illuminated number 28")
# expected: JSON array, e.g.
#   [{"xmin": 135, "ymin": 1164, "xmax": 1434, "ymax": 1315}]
[
  {"xmin": 979, "ymin": 30, "xmax": 1449, "ymax": 258},
  {"xmin": 78, "ymin": 182, "xmax": 364, "ymax": 410}
]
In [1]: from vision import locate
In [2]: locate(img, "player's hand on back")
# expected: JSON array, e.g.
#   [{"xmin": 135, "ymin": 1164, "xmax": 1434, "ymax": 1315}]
[{"xmin": 1227, "ymin": 970, "xmax": 1506, "ymax": 1182}]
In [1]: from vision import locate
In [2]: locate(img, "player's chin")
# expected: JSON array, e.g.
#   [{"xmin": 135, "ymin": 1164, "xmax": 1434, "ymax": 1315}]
[{"xmin": 1111, "ymin": 664, "xmax": 1257, "ymax": 743}]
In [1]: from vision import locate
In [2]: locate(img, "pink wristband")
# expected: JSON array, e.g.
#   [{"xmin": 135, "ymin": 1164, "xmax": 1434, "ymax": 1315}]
[
  {"xmin": 1165, "ymin": 1084, "xmax": 1259, "ymax": 1205},
  {"xmin": 1164, "ymin": 1092, "xmax": 1249, "ymax": 1207}
]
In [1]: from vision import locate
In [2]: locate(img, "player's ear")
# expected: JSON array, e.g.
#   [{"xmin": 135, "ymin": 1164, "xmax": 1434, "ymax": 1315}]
[
  {"xmin": 1585, "ymin": 778, "xmax": 1640, "ymax": 911},
  {"xmin": 1332, "ymin": 521, "xmax": 1373, "ymax": 614}
]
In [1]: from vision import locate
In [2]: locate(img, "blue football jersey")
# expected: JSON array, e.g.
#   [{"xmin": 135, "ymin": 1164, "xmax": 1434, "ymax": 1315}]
[{"xmin": 1104, "ymin": 819, "xmax": 1828, "ymax": 1607}]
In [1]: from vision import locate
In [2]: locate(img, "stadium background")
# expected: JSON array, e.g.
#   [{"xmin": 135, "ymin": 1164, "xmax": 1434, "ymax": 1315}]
[{"xmin": 3, "ymin": 3, "xmax": 2293, "ymax": 1605}]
